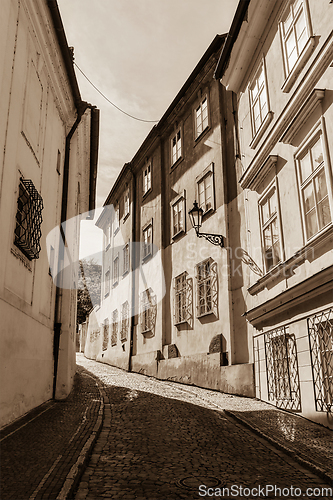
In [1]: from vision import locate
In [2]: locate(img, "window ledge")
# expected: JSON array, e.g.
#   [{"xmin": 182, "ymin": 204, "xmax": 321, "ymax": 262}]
[
  {"xmin": 194, "ymin": 125, "xmax": 210, "ymax": 144},
  {"xmin": 171, "ymin": 229, "xmax": 186, "ymax": 242},
  {"xmin": 122, "ymin": 269, "xmax": 129, "ymax": 278},
  {"xmin": 197, "ymin": 310, "xmax": 216, "ymax": 319},
  {"xmin": 249, "ymin": 112, "xmax": 274, "ymax": 150},
  {"xmin": 240, "ymin": 155, "xmax": 278, "ymax": 190},
  {"xmin": 174, "ymin": 319, "xmax": 190, "ymax": 326},
  {"xmin": 170, "ymin": 156, "xmax": 183, "ymax": 171},
  {"xmin": 112, "ymin": 281, "xmax": 119, "ymax": 288},
  {"xmin": 281, "ymin": 36, "xmax": 316, "ymax": 94},
  {"xmin": 142, "ymin": 253, "xmax": 152, "ymax": 263},
  {"xmin": 142, "ymin": 188, "xmax": 152, "ymax": 199},
  {"xmin": 114, "ymin": 227, "xmax": 120, "ymax": 236},
  {"xmin": 123, "ymin": 213, "xmax": 130, "ymax": 223},
  {"xmin": 248, "ymin": 223, "xmax": 333, "ymax": 295},
  {"xmin": 105, "ymin": 243, "xmax": 110, "ymax": 252},
  {"xmin": 104, "ymin": 292, "xmax": 109, "ymax": 298}
]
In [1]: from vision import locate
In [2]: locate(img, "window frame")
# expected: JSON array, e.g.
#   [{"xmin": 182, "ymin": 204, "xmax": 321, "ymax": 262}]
[
  {"xmin": 142, "ymin": 221, "xmax": 153, "ymax": 262},
  {"xmin": 194, "ymin": 94, "xmax": 209, "ymax": 140},
  {"xmin": 295, "ymin": 123, "xmax": 333, "ymax": 243},
  {"xmin": 258, "ymin": 180, "xmax": 284, "ymax": 274},
  {"xmin": 123, "ymin": 242, "xmax": 130, "ymax": 276},
  {"xmin": 141, "ymin": 288, "xmax": 154, "ymax": 334},
  {"xmin": 124, "ymin": 189, "xmax": 130, "ymax": 220},
  {"xmin": 196, "ymin": 163, "xmax": 215, "ymax": 216},
  {"xmin": 174, "ymin": 272, "xmax": 189, "ymax": 325},
  {"xmin": 104, "ymin": 268, "xmax": 110, "ymax": 298},
  {"xmin": 170, "ymin": 192, "xmax": 186, "ymax": 239},
  {"xmin": 120, "ymin": 301, "xmax": 130, "ymax": 341},
  {"xmin": 113, "ymin": 254, "xmax": 119, "ymax": 287},
  {"xmin": 114, "ymin": 205, "xmax": 120, "ymax": 234},
  {"xmin": 111, "ymin": 309, "xmax": 118, "ymax": 346},
  {"xmin": 248, "ymin": 59, "xmax": 272, "ymax": 148},
  {"xmin": 171, "ymin": 127, "xmax": 182, "ymax": 167},
  {"xmin": 195, "ymin": 257, "xmax": 217, "ymax": 318},
  {"xmin": 143, "ymin": 162, "xmax": 152, "ymax": 197}
]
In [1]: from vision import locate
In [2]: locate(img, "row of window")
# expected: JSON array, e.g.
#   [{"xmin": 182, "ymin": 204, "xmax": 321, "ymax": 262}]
[
  {"xmin": 249, "ymin": 0, "xmax": 313, "ymax": 143},
  {"xmin": 104, "ymin": 243, "xmax": 130, "ymax": 296},
  {"xmin": 101, "ymin": 301, "xmax": 130, "ymax": 349},
  {"xmin": 264, "ymin": 307, "xmax": 333, "ymax": 413}
]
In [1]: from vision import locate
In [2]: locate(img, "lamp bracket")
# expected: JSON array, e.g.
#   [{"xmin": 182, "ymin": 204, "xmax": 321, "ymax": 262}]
[{"xmin": 196, "ymin": 231, "xmax": 224, "ymax": 248}]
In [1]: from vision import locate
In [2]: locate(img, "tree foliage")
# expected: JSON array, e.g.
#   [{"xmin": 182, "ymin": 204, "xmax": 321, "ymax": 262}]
[{"xmin": 77, "ymin": 258, "xmax": 101, "ymax": 325}]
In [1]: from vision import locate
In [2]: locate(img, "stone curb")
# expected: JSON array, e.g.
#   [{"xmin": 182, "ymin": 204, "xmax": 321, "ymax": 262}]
[
  {"xmin": 56, "ymin": 378, "xmax": 107, "ymax": 500},
  {"xmin": 224, "ymin": 409, "xmax": 333, "ymax": 486}
]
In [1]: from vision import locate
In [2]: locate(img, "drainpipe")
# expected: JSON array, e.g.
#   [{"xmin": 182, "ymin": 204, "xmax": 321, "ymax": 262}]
[{"xmin": 128, "ymin": 163, "xmax": 136, "ymax": 372}]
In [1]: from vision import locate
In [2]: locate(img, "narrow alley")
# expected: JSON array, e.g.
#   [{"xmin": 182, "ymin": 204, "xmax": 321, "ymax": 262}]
[{"xmin": 1, "ymin": 354, "xmax": 332, "ymax": 500}]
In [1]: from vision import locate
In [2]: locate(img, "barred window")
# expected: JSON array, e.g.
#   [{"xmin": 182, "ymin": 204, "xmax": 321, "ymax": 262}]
[
  {"xmin": 141, "ymin": 288, "xmax": 156, "ymax": 333},
  {"xmin": 102, "ymin": 318, "xmax": 109, "ymax": 351},
  {"xmin": 142, "ymin": 223, "xmax": 152, "ymax": 260},
  {"xmin": 14, "ymin": 179, "xmax": 43, "ymax": 260},
  {"xmin": 308, "ymin": 308, "xmax": 333, "ymax": 413},
  {"xmin": 113, "ymin": 254, "xmax": 119, "ymax": 286},
  {"xmin": 123, "ymin": 243, "xmax": 130, "ymax": 275},
  {"xmin": 174, "ymin": 272, "xmax": 192, "ymax": 325},
  {"xmin": 196, "ymin": 258, "xmax": 217, "ymax": 317},
  {"xmin": 120, "ymin": 301, "xmax": 129, "ymax": 341},
  {"xmin": 265, "ymin": 326, "xmax": 301, "ymax": 411},
  {"xmin": 111, "ymin": 309, "xmax": 118, "ymax": 346}
]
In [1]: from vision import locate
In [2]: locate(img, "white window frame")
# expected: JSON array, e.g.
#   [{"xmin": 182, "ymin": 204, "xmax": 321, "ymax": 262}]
[
  {"xmin": 114, "ymin": 205, "xmax": 119, "ymax": 234},
  {"xmin": 279, "ymin": 0, "xmax": 314, "ymax": 92},
  {"xmin": 142, "ymin": 221, "xmax": 153, "ymax": 261},
  {"xmin": 124, "ymin": 189, "xmax": 130, "ymax": 219},
  {"xmin": 194, "ymin": 94, "xmax": 209, "ymax": 140},
  {"xmin": 113, "ymin": 254, "xmax": 119, "ymax": 287},
  {"xmin": 171, "ymin": 192, "xmax": 186, "ymax": 239},
  {"xmin": 171, "ymin": 127, "xmax": 182, "ymax": 166},
  {"xmin": 196, "ymin": 257, "xmax": 217, "ymax": 318},
  {"xmin": 196, "ymin": 163, "xmax": 215, "ymax": 214},
  {"xmin": 105, "ymin": 268, "xmax": 110, "ymax": 298},
  {"xmin": 258, "ymin": 180, "xmax": 284, "ymax": 274},
  {"xmin": 123, "ymin": 242, "xmax": 130, "ymax": 276},
  {"xmin": 248, "ymin": 59, "xmax": 271, "ymax": 148},
  {"xmin": 174, "ymin": 272, "xmax": 189, "ymax": 325},
  {"xmin": 143, "ymin": 163, "xmax": 152, "ymax": 196},
  {"xmin": 295, "ymin": 123, "xmax": 333, "ymax": 243}
]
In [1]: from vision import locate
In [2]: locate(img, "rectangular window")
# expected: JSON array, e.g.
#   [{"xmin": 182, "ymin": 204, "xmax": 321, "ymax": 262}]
[
  {"xmin": 102, "ymin": 318, "xmax": 109, "ymax": 351},
  {"xmin": 141, "ymin": 288, "xmax": 155, "ymax": 333},
  {"xmin": 308, "ymin": 308, "xmax": 333, "ymax": 413},
  {"xmin": 249, "ymin": 64, "xmax": 269, "ymax": 137},
  {"xmin": 297, "ymin": 133, "xmax": 332, "ymax": 240},
  {"xmin": 113, "ymin": 255, "xmax": 119, "ymax": 286},
  {"xmin": 195, "ymin": 96, "xmax": 208, "ymax": 138},
  {"xmin": 123, "ymin": 243, "xmax": 130, "ymax": 275},
  {"xmin": 143, "ymin": 223, "xmax": 152, "ymax": 260},
  {"xmin": 124, "ymin": 190, "xmax": 130, "ymax": 217},
  {"xmin": 265, "ymin": 326, "xmax": 301, "ymax": 411},
  {"xmin": 198, "ymin": 172, "xmax": 214, "ymax": 213},
  {"xmin": 111, "ymin": 310, "xmax": 118, "ymax": 346},
  {"xmin": 120, "ymin": 301, "xmax": 129, "ymax": 341},
  {"xmin": 171, "ymin": 197, "xmax": 185, "ymax": 237},
  {"xmin": 14, "ymin": 178, "xmax": 43, "ymax": 260},
  {"xmin": 105, "ymin": 225, "xmax": 111, "ymax": 250},
  {"xmin": 280, "ymin": 0, "xmax": 309, "ymax": 75},
  {"xmin": 174, "ymin": 272, "xmax": 189, "ymax": 324},
  {"xmin": 171, "ymin": 129, "xmax": 182, "ymax": 165},
  {"xmin": 56, "ymin": 150, "xmax": 61, "ymax": 174},
  {"xmin": 196, "ymin": 258, "xmax": 217, "ymax": 317},
  {"xmin": 143, "ymin": 164, "xmax": 152, "ymax": 195},
  {"xmin": 114, "ymin": 205, "xmax": 119, "ymax": 233},
  {"xmin": 259, "ymin": 185, "xmax": 282, "ymax": 272},
  {"xmin": 105, "ymin": 269, "xmax": 110, "ymax": 297}
]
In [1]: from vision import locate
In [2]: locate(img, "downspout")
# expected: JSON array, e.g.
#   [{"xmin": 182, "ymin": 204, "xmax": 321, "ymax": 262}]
[
  {"xmin": 128, "ymin": 163, "xmax": 136, "ymax": 372},
  {"xmin": 53, "ymin": 101, "xmax": 89, "ymax": 399}
]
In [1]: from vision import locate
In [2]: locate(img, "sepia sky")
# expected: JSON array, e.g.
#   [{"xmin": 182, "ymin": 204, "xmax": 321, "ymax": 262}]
[{"xmin": 56, "ymin": 0, "xmax": 237, "ymax": 259}]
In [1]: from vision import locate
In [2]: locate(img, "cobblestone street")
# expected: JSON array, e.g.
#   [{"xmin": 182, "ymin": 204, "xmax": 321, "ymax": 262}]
[{"xmin": 74, "ymin": 355, "xmax": 332, "ymax": 500}]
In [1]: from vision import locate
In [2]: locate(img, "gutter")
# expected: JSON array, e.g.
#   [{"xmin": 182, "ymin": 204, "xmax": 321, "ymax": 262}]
[
  {"xmin": 214, "ymin": 0, "xmax": 251, "ymax": 80},
  {"xmin": 128, "ymin": 163, "xmax": 136, "ymax": 372},
  {"xmin": 87, "ymin": 107, "xmax": 100, "ymax": 219}
]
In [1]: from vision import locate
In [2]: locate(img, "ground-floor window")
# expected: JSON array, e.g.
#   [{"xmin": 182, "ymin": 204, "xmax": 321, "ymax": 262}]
[
  {"xmin": 308, "ymin": 308, "xmax": 333, "ymax": 413},
  {"xmin": 265, "ymin": 326, "xmax": 301, "ymax": 411}
]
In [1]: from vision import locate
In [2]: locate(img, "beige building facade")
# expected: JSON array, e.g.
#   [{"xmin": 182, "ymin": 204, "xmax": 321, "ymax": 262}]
[
  {"xmin": 0, "ymin": 0, "xmax": 99, "ymax": 427},
  {"xmin": 215, "ymin": 0, "xmax": 333, "ymax": 427}
]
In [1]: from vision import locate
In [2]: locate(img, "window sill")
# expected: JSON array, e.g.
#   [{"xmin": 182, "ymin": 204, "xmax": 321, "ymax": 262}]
[
  {"xmin": 112, "ymin": 281, "xmax": 119, "ymax": 288},
  {"xmin": 171, "ymin": 229, "xmax": 185, "ymax": 242},
  {"xmin": 197, "ymin": 309, "xmax": 216, "ymax": 319},
  {"xmin": 105, "ymin": 243, "xmax": 110, "ymax": 252},
  {"xmin": 122, "ymin": 269, "xmax": 130, "ymax": 278},
  {"xmin": 249, "ymin": 111, "xmax": 274, "ymax": 150},
  {"xmin": 281, "ymin": 36, "xmax": 316, "ymax": 94},
  {"xmin": 142, "ymin": 253, "xmax": 152, "ymax": 263},
  {"xmin": 248, "ymin": 223, "xmax": 333, "ymax": 295},
  {"xmin": 142, "ymin": 188, "xmax": 152, "ymax": 199},
  {"xmin": 114, "ymin": 227, "xmax": 120, "ymax": 236},
  {"xmin": 170, "ymin": 156, "xmax": 183, "ymax": 171},
  {"xmin": 104, "ymin": 292, "xmax": 109, "ymax": 298},
  {"xmin": 123, "ymin": 213, "xmax": 130, "ymax": 223},
  {"xmin": 174, "ymin": 319, "xmax": 190, "ymax": 326},
  {"xmin": 194, "ymin": 125, "xmax": 210, "ymax": 144}
]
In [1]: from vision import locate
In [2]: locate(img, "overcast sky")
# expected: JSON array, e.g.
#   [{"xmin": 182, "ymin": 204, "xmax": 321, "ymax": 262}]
[{"xmin": 56, "ymin": 1, "xmax": 238, "ymax": 259}]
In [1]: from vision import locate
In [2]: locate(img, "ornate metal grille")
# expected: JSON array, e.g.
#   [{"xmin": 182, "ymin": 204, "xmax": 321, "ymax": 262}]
[
  {"xmin": 102, "ymin": 318, "xmax": 109, "ymax": 351},
  {"xmin": 196, "ymin": 259, "xmax": 218, "ymax": 317},
  {"xmin": 140, "ymin": 288, "xmax": 157, "ymax": 334},
  {"xmin": 14, "ymin": 179, "xmax": 43, "ymax": 260},
  {"xmin": 174, "ymin": 273, "xmax": 193, "ymax": 325},
  {"xmin": 120, "ymin": 301, "xmax": 129, "ymax": 341},
  {"xmin": 265, "ymin": 326, "xmax": 301, "ymax": 411},
  {"xmin": 111, "ymin": 310, "xmax": 118, "ymax": 346},
  {"xmin": 308, "ymin": 308, "xmax": 333, "ymax": 413}
]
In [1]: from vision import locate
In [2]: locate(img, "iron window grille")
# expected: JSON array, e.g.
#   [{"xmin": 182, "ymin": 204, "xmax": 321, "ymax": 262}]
[
  {"xmin": 265, "ymin": 326, "xmax": 301, "ymax": 411},
  {"xmin": 141, "ymin": 288, "xmax": 157, "ymax": 334},
  {"xmin": 120, "ymin": 301, "xmax": 129, "ymax": 341},
  {"xmin": 102, "ymin": 318, "xmax": 109, "ymax": 351},
  {"xmin": 14, "ymin": 178, "xmax": 43, "ymax": 260},
  {"xmin": 174, "ymin": 272, "xmax": 193, "ymax": 325},
  {"xmin": 123, "ymin": 243, "xmax": 130, "ymax": 275},
  {"xmin": 308, "ymin": 308, "xmax": 333, "ymax": 413},
  {"xmin": 196, "ymin": 258, "xmax": 218, "ymax": 317},
  {"xmin": 111, "ymin": 310, "xmax": 118, "ymax": 346},
  {"xmin": 142, "ymin": 223, "xmax": 152, "ymax": 260}
]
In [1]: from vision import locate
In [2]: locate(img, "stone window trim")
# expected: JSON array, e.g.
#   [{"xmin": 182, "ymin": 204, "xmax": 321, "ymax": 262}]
[
  {"xmin": 258, "ymin": 179, "xmax": 284, "ymax": 275},
  {"xmin": 105, "ymin": 224, "xmax": 111, "ymax": 251},
  {"xmin": 104, "ymin": 268, "xmax": 110, "ymax": 298},
  {"xmin": 140, "ymin": 288, "xmax": 156, "ymax": 334},
  {"xmin": 173, "ymin": 271, "xmax": 193, "ymax": 325},
  {"xmin": 143, "ymin": 161, "xmax": 152, "ymax": 198},
  {"xmin": 170, "ymin": 191, "xmax": 186, "ymax": 241},
  {"xmin": 123, "ymin": 189, "xmax": 130, "ymax": 221},
  {"xmin": 122, "ymin": 242, "xmax": 130, "ymax": 276},
  {"xmin": 248, "ymin": 58, "xmax": 272, "ymax": 149},
  {"xmin": 113, "ymin": 253, "xmax": 119, "ymax": 287},
  {"xmin": 14, "ymin": 177, "xmax": 43, "ymax": 261},
  {"xmin": 278, "ymin": 0, "xmax": 315, "ymax": 93},
  {"xmin": 194, "ymin": 93, "xmax": 210, "ymax": 141},
  {"xmin": 294, "ymin": 120, "xmax": 333, "ymax": 245},
  {"xmin": 113, "ymin": 204, "xmax": 120, "ymax": 235},
  {"xmin": 142, "ymin": 219, "xmax": 153, "ymax": 262},
  {"xmin": 111, "ymin": 309, "xmax": 118, "ymax": 346},
  {"xmin": 195, "ymin": 257, "xmax": 218, "ymax": 318},
  {"xmin": 120, "ymin": 301, "xmax": 130, "ymax": 342},
  {"xmin": 171, "ymin": 126, "xmax": 183, "ymax": 168},
  {"xmin": 196, "ymin": 163, "xmax": 215, "ymax": 216}
]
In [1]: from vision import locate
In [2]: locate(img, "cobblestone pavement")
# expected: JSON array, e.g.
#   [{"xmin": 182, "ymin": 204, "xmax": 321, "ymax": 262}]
[
  {"xmin": 0, "ymin": 366, "xmax": 102, "ymax": 500},
  {"xmin": 74, "ymin": 354, "xmax": 333, "ymax": 500}
]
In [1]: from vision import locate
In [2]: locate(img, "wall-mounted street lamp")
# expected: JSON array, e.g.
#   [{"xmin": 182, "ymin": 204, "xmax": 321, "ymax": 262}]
[{"xmin": 188, "ymin": 201, "xmax": 224, "ymax": 248}]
